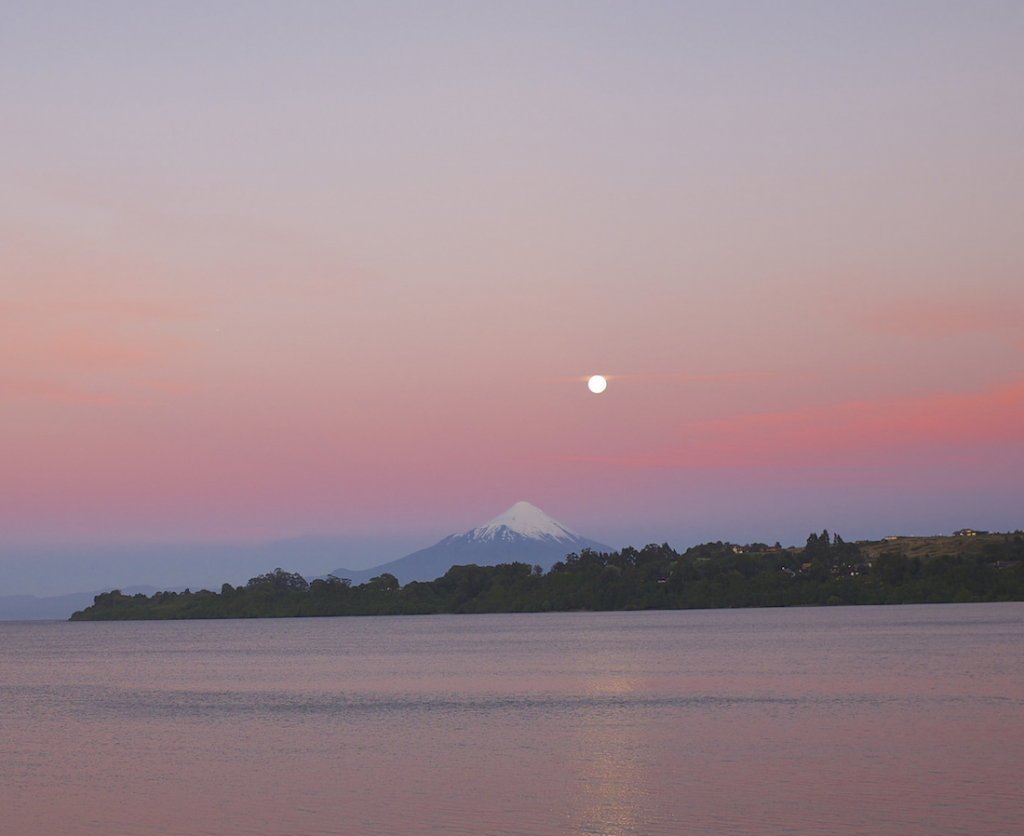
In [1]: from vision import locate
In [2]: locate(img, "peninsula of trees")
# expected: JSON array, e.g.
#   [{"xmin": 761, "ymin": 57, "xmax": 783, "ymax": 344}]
[{"xmin": 70, "ymin": 530, "xmax": 1024, "ymax": 620}]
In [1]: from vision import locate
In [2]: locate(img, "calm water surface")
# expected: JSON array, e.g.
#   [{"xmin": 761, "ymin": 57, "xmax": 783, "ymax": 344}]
[{"xmin": 2, "ymin": 604, "xmax": 1021, "ymax": 835}]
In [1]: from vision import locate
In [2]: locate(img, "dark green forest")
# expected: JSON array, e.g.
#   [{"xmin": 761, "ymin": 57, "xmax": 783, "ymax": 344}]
[{"xmin": 70, "ymin": 532, "xmax": 1024, "ymax": 620}]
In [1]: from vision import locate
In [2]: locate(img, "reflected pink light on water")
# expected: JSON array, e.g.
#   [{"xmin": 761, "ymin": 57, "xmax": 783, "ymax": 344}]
[{"xmin": 2, "ymin": 606, "xmax": 1022, "ymax": 835}]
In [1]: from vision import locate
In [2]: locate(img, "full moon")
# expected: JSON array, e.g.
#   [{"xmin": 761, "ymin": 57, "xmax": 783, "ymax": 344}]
[{"xmin": 587, "ymin": 375, "xmax": 607, "ymax": 394}]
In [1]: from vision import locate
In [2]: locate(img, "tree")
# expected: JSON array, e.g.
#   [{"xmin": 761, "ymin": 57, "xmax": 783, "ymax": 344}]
[
  {"xmin": 368, "ymin": 573, "xmax": 399, "ymax": 592},
  {"xmin": 804, "ymin": 532, "xmax": 825, "ymax": 559},
  {"xmin": 246, "ymin": 568, "xmax": 309, "ymax": 592},
  {"xmin": 875, "ymin": 552, "xmax": 909, "ymax": 586}
]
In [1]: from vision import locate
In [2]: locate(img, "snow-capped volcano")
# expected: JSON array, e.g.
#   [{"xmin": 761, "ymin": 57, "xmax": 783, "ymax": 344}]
[
  {"xmin": 466, "ymin": 501, "xmax": 582, "ymax": 544},
  {"xmin": 328, "ymin": 502, "xmax": 609, "ymax": 585}
]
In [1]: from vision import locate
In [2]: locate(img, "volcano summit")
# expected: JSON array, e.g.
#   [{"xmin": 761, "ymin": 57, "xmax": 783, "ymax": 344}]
[{"xmin": 329, "ymin": 502, "xmax": 609, "ymax": 585}]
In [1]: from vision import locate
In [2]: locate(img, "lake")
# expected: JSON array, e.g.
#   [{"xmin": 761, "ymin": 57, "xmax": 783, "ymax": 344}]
[{"xmin": 1, "ymin": 604, "xmax": 1021, "ymax": 835}]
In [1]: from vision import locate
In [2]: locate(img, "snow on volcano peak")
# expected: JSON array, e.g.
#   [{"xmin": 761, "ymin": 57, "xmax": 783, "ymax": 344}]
[
  {"xmin": 328, "ymin": 502, "xmax": 610, "ymax": 585},
  {"xmin": 467, "ymin": 501, "xmax": 581, "ymax": 543}
]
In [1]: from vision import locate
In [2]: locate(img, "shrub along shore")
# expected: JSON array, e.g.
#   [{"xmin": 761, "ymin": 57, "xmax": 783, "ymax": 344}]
[{"xmin": 70, "ymin": 531, "xmax": 1024, "ymax": 620}]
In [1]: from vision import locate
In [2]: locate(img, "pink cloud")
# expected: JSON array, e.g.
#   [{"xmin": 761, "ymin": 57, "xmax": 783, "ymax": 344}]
[
  {"xmin": 541, "ymin": 379, "xmax": 1024, "ymax": 470},
  {"xmin": 38, "ymin": 332, "xmax": 171, "ymax": 371},
  {"xmin": 856, "ymin": 297, "xmax": 1023, "ymax": 340},
  {"xmin": 0, "ymin": 323, "xmax": 199, "ymax": 387},
  {"xmin": 0, "ymin": 376, "xmax": 127, "ymax": 405},
  {"xmin": 541, "ymin": 372, "xmax": 771, "ymax": 384},
  {"xmin": 704, "ymin": 383, "xmax": 1024, "ymax": 464},
  {"xmin": 0, "ymin": 293, "xmax": 209, "ymax": 327},
  {"xmin": 0, "ymin": 234, "xmax": 207, "ymax": 398},
  {"xmin": 76, "ymin": 298, "xmax": 208, "ymax": 322},
  {"xmin": 139, "ymin": 380, "xmax": 204, "ymax": 395}
]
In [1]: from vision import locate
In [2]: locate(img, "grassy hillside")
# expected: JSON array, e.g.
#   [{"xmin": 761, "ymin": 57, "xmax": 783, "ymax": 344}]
[{"xmin": 855, "ymin": 532, "xmax": 1023, "ymax": 563}]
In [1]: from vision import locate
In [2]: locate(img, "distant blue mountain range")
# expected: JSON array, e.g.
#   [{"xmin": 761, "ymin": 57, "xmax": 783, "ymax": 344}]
[
  {"xmin": 0, "ymin": 586, "xmax": 183, "ymax": 621},
  {"xmin": 3, "ymin": 503, "xmax": 606, "ymax": 619}
]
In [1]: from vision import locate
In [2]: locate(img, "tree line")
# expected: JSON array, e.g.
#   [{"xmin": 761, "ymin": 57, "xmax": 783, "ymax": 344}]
[{"xmin": 69, "ymin": 532, "xmax": 1024, "ymax": 621}]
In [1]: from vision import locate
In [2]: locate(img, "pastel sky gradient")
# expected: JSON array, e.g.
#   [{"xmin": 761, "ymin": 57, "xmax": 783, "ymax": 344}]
[{"xmin": 2, "ymin": 2, "xmax": 1023, "ymax": 589}]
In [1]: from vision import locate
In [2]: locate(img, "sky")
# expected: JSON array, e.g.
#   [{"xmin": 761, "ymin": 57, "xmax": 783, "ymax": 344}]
[{"xmin": 2, "ymin": 2, "xmax": 1024, "ymax": 594}]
